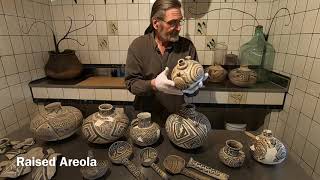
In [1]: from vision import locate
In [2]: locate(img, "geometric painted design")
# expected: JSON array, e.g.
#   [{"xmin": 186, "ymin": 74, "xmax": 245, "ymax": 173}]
[
  {"xmin": 30, "ymin": 105, "xmax": 83, "ymax": 141},
  {"xmin": 165, "ymin": 114, "xmax": 209, "ymax": 149},
  {"xmin": 82, "ymin": 110, "xmax": 129, "ymax": 144}
]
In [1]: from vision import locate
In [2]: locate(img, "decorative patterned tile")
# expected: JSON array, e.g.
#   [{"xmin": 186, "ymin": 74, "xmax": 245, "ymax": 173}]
[{"xmin": 228, "ymin": 92, "xmax": 247, "ymax": 104}]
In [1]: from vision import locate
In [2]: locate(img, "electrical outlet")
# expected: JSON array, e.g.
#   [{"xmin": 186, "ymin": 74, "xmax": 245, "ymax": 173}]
[
  {"xmin": 107, "ymin": 21, "xmax": 118, "ymax": 35},
  {"xmin": 195, "ymin": 19, "xmax": 207, "ymax": 35},
  {"xmin": 205, "ymin": 36, "xmax": 217, "ymax": 51},
  {"xmin": 98, "ymin": 36, "xmax": 109, "ymax": 50}
]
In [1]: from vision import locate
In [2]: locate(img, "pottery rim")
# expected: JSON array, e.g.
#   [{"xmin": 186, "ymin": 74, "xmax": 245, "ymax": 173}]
[
  {"xmin": 226, "ymin": 139, "xmax": 243, "ymax": 151},
  {"xmin": 98, "ymin": 104, "xmax": 114, "ymax": 116}
]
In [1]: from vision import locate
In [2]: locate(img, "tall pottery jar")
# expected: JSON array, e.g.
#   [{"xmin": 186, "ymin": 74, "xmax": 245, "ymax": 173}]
[
  {"xmin": 30, "ymin": 102, "xmax": 83, "ymax": 141},
  {"xmin": 129, "ymin": 112, "xmax": 160, "ymax": 146},
  {"xmin": 165, "ymin": 104, "xmax": 211, "ymax": 149},
  {"xmin": 219, "ymin": 140, "xmax": 245, "ymax": 168},
  {"xmin": 82, "ymin": 104, "xmax": 129, "ymax": 144},
  {"xmin": 45, "ymin": 49, "xmax": 83, "ymax": 80}
]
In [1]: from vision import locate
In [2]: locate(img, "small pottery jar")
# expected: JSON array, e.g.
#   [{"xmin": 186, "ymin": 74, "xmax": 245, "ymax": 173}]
[
  {"xmin": 219, "ymin": 140, "xmax": 245, "ymax": 168},
  {"xmin": 30, "ymin": 102, "xmax": 83, "ymax": 141},
  {"xmin": 82, "ymin": 104, "xmax": 129, "ymax": 144},
  {"xmin": 206, "ymin": 65, "xmax": 227, "ymax": 83},
  {"xmin": 245, "ymin": 130, "xmax": 287, "ymax": 165},
  {"xmin": 171, "ymin": 56, "xmax": 205, "ymax": 90},
  {"xmin": 228, "ymin": 65, "xmax": 257, "ymax": 87},
  {"xmin": 165, "ymin": 104, "xmax": 211, "ymax": 149},
  {"xmin": 129, "ymin": 112, "xmax": 160, "ymax": 146}
]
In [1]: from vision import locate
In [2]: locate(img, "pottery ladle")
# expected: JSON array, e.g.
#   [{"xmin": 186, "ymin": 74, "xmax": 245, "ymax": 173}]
[
  {"xmin": 108, "ymin": 141, "xmax": 145, "ymax": 180},
  {"xmin": 186, "ymin": 157, "xmax": 229, "ymax": 180},
  {"xmin": 140, "ymin": 147, "xmax": 168, "ymax": 180},
  {"xmin": 163, "ymin": 155, "xmax": 212, "ymax": 180}
]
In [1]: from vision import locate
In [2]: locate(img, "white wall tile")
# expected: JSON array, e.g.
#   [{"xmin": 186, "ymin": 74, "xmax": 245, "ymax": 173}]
[
  {"xmin": 14, "ymin": 100, "xmax": 28, "ymax": 120},
  {"xmin": 0, "ymin": 36, "xmax": 13, "ymax": 56},
  {"xmin": 1, "ymin": 56, "xmax": 17, "ymax": 75},
  {"xmin": 302, "ymin": 141, "xmax": 319, "ymax": 168},
  {"xmin": 246, "ymin": 92, "xmax": 266, "ymax": 104},
  {"xmin": 79, "ymin": 89, "xmax": 95, "ymax": 100},
  {"xmin": 291, "ymin": 89, "xmax": 305, "ymax": 111},
  {"xmin": 32, "ymin": 87, "xmax": 48, "ymax": 98},
  {"xmin": 95, "ymin": 89, "xmax": 111, "ymax": 100},
  {"xmin": 47, "ymin": 88, "xmax": 63, "ymax": 99},
  {"xmin": 292, "ymin": 132, "xmax": 306, "ymax": 156},
  {"xmin": 265, "ymin": 93, "xmax": 285, "ymax": 105},
  {"xmin": 116, "ymin": 4, "xmax": 127, "ymax": 20},
  {"xmin": 111, "ymin": 89, "xmax": 127, "ymax": 101},
  {"xmin": 308, "ymin": 121, "xmax": 320, "ymax": 149},
  {"xmin": 62, "ymin": 88, "xmax": 79, "ymax": 99},
  {"xmin": 127, "ymin": 4, "xmax": 138, "ymax": 20},
  {"xmin": 0, "ymin": 88, "xmax": 12, "ymax": 109},
  {"xmin": 301, "ymin": 94, "xmax": 317, "ymax": 118},
  {"xmin": 1, "ymin": 0, "xmax": 17, "ymax": 15},
  {"xmin": 9, "ymin": 84, "xmax": 24, "ymax": 103},
  {"xmin": 296, "ymin": 113, "xmax": 312, "ymax": 138},
  {"xmin": 310, "ymin": 59, "xmax": 320, "ymax": 83},
  {"xmin": 1, "ymin": 106, "xmax": 16, "ymax": 131}
]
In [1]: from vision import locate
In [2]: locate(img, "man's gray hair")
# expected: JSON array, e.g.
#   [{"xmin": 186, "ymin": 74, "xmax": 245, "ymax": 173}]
[
  {"xmin": 150, "ymin": 0, "xmax": 182, "ymax": 24},
  {"xmin": 144, "ymin": 0, "xmax": 182, "ymax": 34}
]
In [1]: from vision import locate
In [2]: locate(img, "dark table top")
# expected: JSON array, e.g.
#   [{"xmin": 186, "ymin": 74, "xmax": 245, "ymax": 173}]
[{"xmin": 2, "ymin": 127, "xmax": 311, "ymax": 180}]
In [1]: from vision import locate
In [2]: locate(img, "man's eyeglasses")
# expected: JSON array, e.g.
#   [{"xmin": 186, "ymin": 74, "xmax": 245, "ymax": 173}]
[{"xmin": 159, "ymin": 19, "xmax": 185, "ymax": 28}]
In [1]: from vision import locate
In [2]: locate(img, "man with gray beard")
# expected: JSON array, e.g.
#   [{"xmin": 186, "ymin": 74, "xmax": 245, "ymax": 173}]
[{"xmin": 125, "ymin": 0, "xmax": 207, "ymax": 125}]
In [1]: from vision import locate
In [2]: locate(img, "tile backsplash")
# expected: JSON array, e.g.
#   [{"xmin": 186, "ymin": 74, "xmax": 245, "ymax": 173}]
[
  {"xmin": 263, "ymin": 0, "xmax": 320, "ymax": 178},
  {"xmin": 49, "ymin": 0, "xmax": 273, "ymax": 65},
  {"xmin": 0, "ymin": 0, "xmax": 53, "ymax": 136}
]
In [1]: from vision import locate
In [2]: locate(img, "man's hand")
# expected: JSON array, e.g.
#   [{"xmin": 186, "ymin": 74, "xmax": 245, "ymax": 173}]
[
  {"xmin": 151, "ymin": 67, "xmax": 183, "ymax": 96},
  {"xmin": 182, "ymin": 73, "xmax": 209, "ymax": 94}
]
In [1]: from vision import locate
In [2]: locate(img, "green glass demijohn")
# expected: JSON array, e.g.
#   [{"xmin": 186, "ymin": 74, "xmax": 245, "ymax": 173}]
[{"xmin": 239, "ymin": 25, "xmax": 275, "ymax": 82}]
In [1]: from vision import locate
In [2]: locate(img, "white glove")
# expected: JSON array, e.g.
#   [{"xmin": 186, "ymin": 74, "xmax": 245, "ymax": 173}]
[
  {"xmin": 154, "ymin": 67, "xmax": 183, "ymax": 96},
  {"xmin": 182, "ymin": 73, "xmax": 209, "ymax": 94}
]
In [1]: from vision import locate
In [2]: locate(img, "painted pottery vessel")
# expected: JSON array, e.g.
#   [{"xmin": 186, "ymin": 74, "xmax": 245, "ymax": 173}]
[
  {"xmin": 245, "ymin": 130, "xmax": 287, "ymax": 165},
  {"xmin": 186, "ymin": 157, "xmax": 229, "ymax": 180},
  {"xmin": 108, "ymin": 141, "xmax": 145, "ymax": 180},
  {"xmin": 32, "ymin": 148, "xmax": 61, "ymax": 180},
  {"xmin": 219, "ymin": 140, "xmax": 245, "ymax": 168},
  {"xmin": 30, "ymin": 102, "xmax": 83, "ymax": 141},
  {"xmin": 129, "ymin": 112, "xmax": 160, "ymax": 146},
  {"xmin": 140, "ymin": 147, "xmax": 169, "ymax": 180},
  {"xmin": 171, "ymin": 56, "xmax": 205, "ymax": 90},
  {"xmin": 0, "ymin": 147, "xmax": 45, "ymax": 178},
  {"xmin": 165, "ymin": 104, "xmax": 211, "ymax": 149},
  {"xmin": 82, "ymin": 104, "xmax": 129, "ymax": 144},
  {"xmin": 0, "ymin": 138, "xmax": 9, "ymax": 154},
  {"xmin": 80, "ymin": 150, "xmax": 110, "ymax": 180},
  {"xmin": 163, "ymin": 155, "xmax": 211, "ymax": 180},
  {"xmin": 206, "ymin": 65, "xmax": 227, "ymax": 83},
  {"xmin": 228, "ymin": 65, "xmax": 257, "ymax": 87}
]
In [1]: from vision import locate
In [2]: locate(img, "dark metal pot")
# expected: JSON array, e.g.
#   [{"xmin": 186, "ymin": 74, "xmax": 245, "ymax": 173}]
[{"xmin": 45, "ymin": 49, "xmax": 83, "ymax": 79}]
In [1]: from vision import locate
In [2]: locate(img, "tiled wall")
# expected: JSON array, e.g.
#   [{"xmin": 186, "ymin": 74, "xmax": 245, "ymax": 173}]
[
  {"xmin": 49, "ymin": 0, "xmax": 273, "ymax": 65},
  {"xmin": 0, "ymin": 0, "xmax": 53, "ymax": 136},
  {"xmin": 263, "ymin": 0, "xmax": 320, "ymax": 178}
]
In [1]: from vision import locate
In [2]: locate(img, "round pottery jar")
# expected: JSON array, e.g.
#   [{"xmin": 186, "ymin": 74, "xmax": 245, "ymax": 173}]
[
  {"xmin": 219, "ymin": 140, "xmax": 245, "ymax": 168},
  {"xmin": 171, "ymin": 56, "xmax": 205, "ymax": 90},
  {"xmin": 30, "ymin": 102, "xmax": 83, "ymax": 141},
  {"xmin": 206, "ymin": 65, "xmax": 227, "ymax": 83},
  {"xmin": 228, "ymin": 65, "xmax": 257, "ymax": 87},
  {"xmin": 129, "ymin": 112, "xmax": 160, "ymax": 146},
  {"xmin": 165, "ymin": 104, "xmax": 211, "ymax": 149},
  {"xmin": 82, "ymin": 104, "xmax": 129, "ymax": 144}
]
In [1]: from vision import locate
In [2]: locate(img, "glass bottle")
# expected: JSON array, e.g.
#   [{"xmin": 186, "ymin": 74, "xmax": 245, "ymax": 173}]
[{"xmin": 239, "ymin": 25, "xmax": 275, "ymax": 82}]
